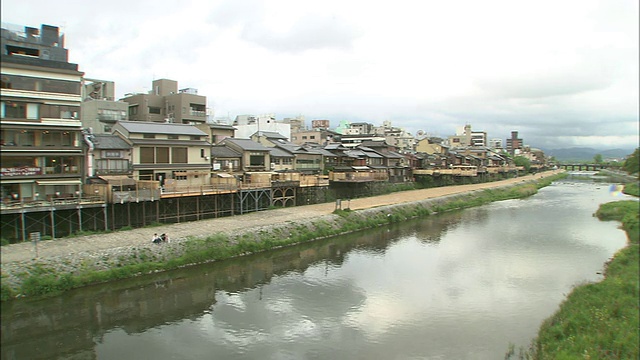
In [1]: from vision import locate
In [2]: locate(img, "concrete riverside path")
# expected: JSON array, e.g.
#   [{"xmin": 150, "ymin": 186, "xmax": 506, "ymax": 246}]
[{"xmin": 1, "ymin": 170, "xmax": 564, "ymax": 265}]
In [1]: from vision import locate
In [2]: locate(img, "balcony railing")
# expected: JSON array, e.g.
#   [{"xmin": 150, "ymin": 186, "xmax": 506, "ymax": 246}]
[
  {"xmin": 1, "ymin": 195, "xmax": 105, "ymax": 210},
  {"xmin": 189, "ymin": 110, "xmax": 206, "ymax": 117}
]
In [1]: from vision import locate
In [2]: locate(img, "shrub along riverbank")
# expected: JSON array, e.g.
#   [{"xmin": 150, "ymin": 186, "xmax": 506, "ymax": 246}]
[
  {"xmin": 520, "ymin": 199, "xmax": 639, "ymax": 359},
  {"xmin": 0, "ymin": 174, "xmax": 566, "ymax": 302}
]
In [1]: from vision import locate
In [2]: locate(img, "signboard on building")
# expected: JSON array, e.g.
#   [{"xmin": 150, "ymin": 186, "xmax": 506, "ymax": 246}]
[
  {"xmin": 1, "ymin": 166, "xmax": 42, "ymax": 177},
  {"xmin": 312, "ymin": 120, "xmax": 330, "ymax": 129}
]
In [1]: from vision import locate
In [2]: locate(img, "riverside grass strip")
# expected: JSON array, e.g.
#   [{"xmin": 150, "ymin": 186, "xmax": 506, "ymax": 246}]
[
  {"xmin": 1, "ymin": 174, "xmax": 567, "ymax": 302},
  {"xmin": 513, "ymin": 200, "xmax": 639, "ymax": 360}
]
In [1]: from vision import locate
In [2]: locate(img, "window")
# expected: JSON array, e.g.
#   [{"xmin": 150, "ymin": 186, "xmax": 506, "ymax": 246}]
[
  {"xmin": 190, "ymin": 135, "xmax": 201, "ymax": 140},
  {"xmin": 95, "ymin": 159, "xmax": 129, "ymax": 173},
  {"xmin": 1, "ymin": 129, "xmax": 36, "ymax": 146},
  {"xmin": 129, "ymin": 105, "xmax": 138, "ymax": 116},
  {"xmin": 40, "ymin": 104, "xmax": 80, "ymax": 119},
  {"xmin": 148, "ymin": 106, "xmax": 161, "ymax": 114},
  {"xmin": 27, "ymin": 104, "xmax": 39, "ymax": 119},
  {"xmin": 200, "ymin": 149, "xmax": 205, "ymax": 158},
  {"xmin": 173, "ymin": 170, "xmax": 187, "ymax": 180},
  {"xmin": 143, "ymin": 134, "xmax": 155, "ymax": 139},
  {"xmin": 40, "ymin": 130, "xmax": 53, "ymax": 146},
  {"xmin": 250, "ymin": 155, "xmax": 265, "ymax": 166},
  {"xmin": 61, "ymin": 131, "xmax": 73, "ymax": 146},
  {"xmin": 97, "ymin": 109, "xmax": 126, "ymax": 121},
  {"xmin": 310, "ymin": 135, "xmax": 316, "ymax": 140},
  {"xmin": 172, "ymin": 147, "xmax": 187, "ymax": 163},
  {"xmin": 138, "ymin": 170, "xmax": 154, "ymax": 181},
  {"xmin": 2, "ymin": 101, "xmax": 27, "ymax": 119},
  {"xmin": 18, "ymin": 130, "xmax": 35, "ymax": 146},
  {"xmin": 140, "ymin": 147, "xmax": 154, "ymax": 163},
  {"xmin": 168, "ymin": 135, "xmax": 179, "ymax": 139},
  {"xmin": 156, "ymin": 147, "xmax": 169, "ymax": 163},
  {"xmin": 0, "ymin": 74, "xmax": 80, "ymax": 94},
  {"xmin": 282, "ymin": 158, "xmax": 293, "ymax": 165}
]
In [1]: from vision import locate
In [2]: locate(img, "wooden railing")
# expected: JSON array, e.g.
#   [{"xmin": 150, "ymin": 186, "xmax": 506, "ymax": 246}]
[{"xmin": 1, "ymin": 195, "xmax": 105, "ymax": 210}]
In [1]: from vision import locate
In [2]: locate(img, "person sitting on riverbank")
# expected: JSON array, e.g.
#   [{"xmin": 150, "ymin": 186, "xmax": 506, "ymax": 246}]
[
  {"xmin": 160, "ymin": 233, "xmax": 169, "ymax": 243},
  {"xmin": 152, "ymin": 233, "xmax": 162, "ymax": 244}
]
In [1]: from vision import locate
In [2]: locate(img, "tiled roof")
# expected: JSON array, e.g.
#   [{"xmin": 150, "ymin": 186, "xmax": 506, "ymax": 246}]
[
  {"xmin": 324, "ymin": 143, "xmax": 347, "ymax": 150},
  {"xmin": 269, "ymin": 147, "xmax": 294, "ymax": 157},
  {"xmin": 223, "ymin": 138, "xmax": 271, "ymax": 151},
  {"xmin": 254, "ymin": 131, "xmax": 288, "ymax": 139},
  {"xmin": 211, "ymin": 145, "xmax": 241, "ymax": 158},
  {"xmin": 92, "ymin": 134, "xmax": 130, "ymax": 149}
]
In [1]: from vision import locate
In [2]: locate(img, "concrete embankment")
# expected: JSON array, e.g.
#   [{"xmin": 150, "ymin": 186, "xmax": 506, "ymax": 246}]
[{"xmin": 0, "ymin": 170, "xmax": 564, "ymax": 300}]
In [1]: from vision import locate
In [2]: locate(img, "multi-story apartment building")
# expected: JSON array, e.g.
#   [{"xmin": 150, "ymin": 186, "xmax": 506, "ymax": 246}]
[
  {"xmin": 291, "ymin": 128, "xmax": 330, "ymax": 145},
  {"xmin": 349, "ymin": 122, "xmax": 374, "ymax": 135},
  {"xmin": 506, "ymin": 131, "xmax": 523, "ymax": 156},
  {"xmin": 282, "ymin": 115, "xmax": 306, "ymax": 133},
  {"xmin": 81, "ymin": 78, "xmax": 128, "ymax": 134},
  {"xmin": 372, "ymin": 120, "xmax": 415, "ymax": 153},
  {"xmin": 489, "ymin": 138, "xmax": 503, "ymax": 150},
  {"xmin": 448, "ymin": 124, "xmax": 472, "ymax": 148},
  {"xmin": 1, "ymin": 23, "xmax": 85, "ymax": 202},
  {"xmin": 121, "ymin": 79, "xmax": 207, "ymax": 125},
  {"xmin": 471, "ymin": 131, "xmax": 487, "ymax": 147}
]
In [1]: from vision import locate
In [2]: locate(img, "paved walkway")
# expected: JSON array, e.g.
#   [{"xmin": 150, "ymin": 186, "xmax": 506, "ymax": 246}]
[{"xmin": 1, "ymin": 170, "xmax": 563, "ymax": 264}]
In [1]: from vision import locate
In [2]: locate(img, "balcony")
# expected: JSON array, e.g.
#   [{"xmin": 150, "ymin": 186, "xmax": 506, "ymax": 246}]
[
  {"xmin": 1, "ymin": 195, "xmax": 105, "ymax": 212},
  {"xmin": 189, "ymin": 109, "xmax": 206, "ymax": 117}
]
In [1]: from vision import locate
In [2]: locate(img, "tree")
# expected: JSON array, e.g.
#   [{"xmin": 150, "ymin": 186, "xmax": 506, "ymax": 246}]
[
  {"xmin": 622, "ymin": 148, "xmax": 639, "ymax": 175},
  {"xmin": 514, "ymin": 156, "xmax": 531, "ymax": 172},
  {"xmin": 593, "ymin": 154, "xmax": 603, "ymax": 164}
]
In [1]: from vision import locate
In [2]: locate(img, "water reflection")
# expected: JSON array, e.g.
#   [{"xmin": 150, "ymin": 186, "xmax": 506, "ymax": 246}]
[
  {"xmin": 2, "ymin": 217, "xmax": 437, "ymax": 360},
  {"xmin": 1, "ymin": 180, "xmax": 634, "ymax": 360}
]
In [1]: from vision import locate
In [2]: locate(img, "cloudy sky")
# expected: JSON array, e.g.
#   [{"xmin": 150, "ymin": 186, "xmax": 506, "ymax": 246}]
[{"xmin": 2, "ymin": 0, "xmax": 638, "ymax": 150}]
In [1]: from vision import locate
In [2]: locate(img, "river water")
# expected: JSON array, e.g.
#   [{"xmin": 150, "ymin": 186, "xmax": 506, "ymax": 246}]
[{"xmin": 1, "ymin": 177, "xmax": 635, "ymax": 360}]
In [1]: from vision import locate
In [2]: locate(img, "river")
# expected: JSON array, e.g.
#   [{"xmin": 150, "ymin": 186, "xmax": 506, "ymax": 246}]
[{"xmin": 1, "ymin": 177, "xmax": 635, "ymax": 360}]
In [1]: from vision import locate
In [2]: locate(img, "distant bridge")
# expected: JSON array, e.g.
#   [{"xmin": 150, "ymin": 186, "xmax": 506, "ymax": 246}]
[{"xmin": 558, "ymin": 163, "xmax": 612, "ymax": 171}]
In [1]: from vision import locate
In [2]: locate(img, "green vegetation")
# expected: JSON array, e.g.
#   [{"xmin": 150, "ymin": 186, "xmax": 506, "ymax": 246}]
[
  {"xmin": 514, "ymin": 156, "xmax": 532, "ymax": 172},
  {"xmin": 593, "ymin": 153, "xmax": 603, "ymax": 164},
  {"xmin": 622, "ymin": 148, "xmax": 639, "ymax": 175},
  {"xmin": 522, "ymin": 200, "xmax": 639, "ymax": 359},
  {"xmin": 1, "ymin": 174, "xmax": 567, "ymax": 301},
  {"xmin": 623, "ymin": 182, "xmax": 639, "ymax": 197}
]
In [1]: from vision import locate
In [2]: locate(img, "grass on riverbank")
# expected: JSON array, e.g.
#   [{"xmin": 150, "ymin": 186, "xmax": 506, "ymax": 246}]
[
  {"xmin": 623, "ymin": 181, "xmax": 639, "ymax": 197},
  {"xmin": 1, "ymin": 174, "xmax": 567, "ymax": 302},
  {"xmin": 521, "ymin": 200, "xmax": 639, "ymax": 359}
]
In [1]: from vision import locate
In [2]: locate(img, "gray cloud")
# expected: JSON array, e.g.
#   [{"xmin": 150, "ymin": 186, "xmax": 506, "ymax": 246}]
[
  {"xmin": 2, "ymin": 0, "xmax": 636, "ymax": 151},
  {"xmin": 241, "ymin": 17, "xmax": 359, "ymax": 53},
  {"xmin": 208, "ymin": 1, "xmax": 359, "ymax": 53}
]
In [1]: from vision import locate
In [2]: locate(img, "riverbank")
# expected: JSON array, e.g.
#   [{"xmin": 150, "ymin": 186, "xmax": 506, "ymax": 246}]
[
  {"xmin": 1, "ymin": 170, "xmax": 565, "ymax": 301},
  {"xmin": 521, "ymin": 199, "xmax": 639, "ymax": 359}
]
